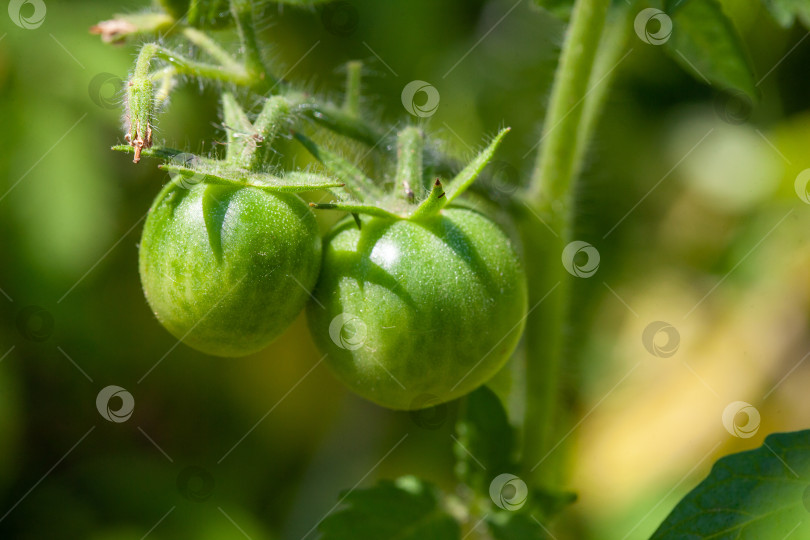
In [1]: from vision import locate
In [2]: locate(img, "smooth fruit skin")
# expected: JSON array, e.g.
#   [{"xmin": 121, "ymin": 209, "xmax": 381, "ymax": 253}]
[
  {"xmin": 139, "ymin": 181, "xmax": 321, "ymax": 357},
  {"xmin": 307, "ymin": 208, "xmax": 528, "ymax": 410}
]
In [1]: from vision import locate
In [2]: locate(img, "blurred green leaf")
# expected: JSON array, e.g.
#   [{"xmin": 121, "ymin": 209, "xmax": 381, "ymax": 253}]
[
  {"xmin": 319, "ymin": 476, "xmax": 460, "ymax": 540},
  {"xmin": 662, "ymin": 0, "xmax": 757, "ymax": 98},
  {"xmin": 761, "ymin": 0, "xmax": 810, "ymax": 27},
  {"xmin": 651, "ymin": 430, "xmax": 810, "ymax": 539},
  {"xmin": 486, "ymin": 512, "xmax": 550, "ymax": 540},
  {"xmin": 485, "ymin": 489, "xmax": 576, "ymax": 538},
  {"xmin": 531, "ymin": 0, "xmax": 574, "ymax": 20},
  {"xmin": 454, "ymin": 386, "xmax": 517, "ymax": 494}
]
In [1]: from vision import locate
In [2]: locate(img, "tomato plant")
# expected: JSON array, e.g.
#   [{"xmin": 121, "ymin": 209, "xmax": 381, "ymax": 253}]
[{"xmin": 66, "ymin": 0, "xmax": 810, "ymax": 538}]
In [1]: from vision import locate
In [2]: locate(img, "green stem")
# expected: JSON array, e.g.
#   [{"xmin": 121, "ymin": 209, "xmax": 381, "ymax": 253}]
[
  {"xmin": 249, "ymin": 96, "xmax": 292, "ymax": 170},
  {"xmin": 181, "ymin": 26, "xmax": 242, "ymax": 70},
  {"xmin": 574, "ymin": 2, "xmax": 635, "ymax": 173},
  {"xmin": 343, "ymin": 60, "xmax": 363, "ymax": 117},
  {"xmin": 394, "ymin": 127, "xmax": 425, "ymax": 201},
  {"xmin": 521, "ymin": 0, "xmax": 610, "ymax": 486},
  {"xmin": 188, "ymin": 0, "xmax": 203, "ymax": 26},
  {"xmin": 528, "ymin": 0, "xmax": 610, "ymax": 207},
  {"xmin": 127, "ymin": 44, "xmax": 162, "ymax": 162},
  {"xmin": 151, "ymin": 67, "xmax": 176, "ymax": 109},
  {"xmin": 294, "ymin": 99, "xmax": 385, "ymax": 148},
  {"xmin": 138, "ymin": 43, "xmax": 251, "ymax": 85},
  {"xmin": 222, "ymin": 92, "xmax": 256, "ymax": 166},
  {"xmin": 230, "ymin": 0, "xmax": 275, "ymax": 90},
  {"xmin": 156, "ymin": 47, "xmax": 251, "ymax": 85}
]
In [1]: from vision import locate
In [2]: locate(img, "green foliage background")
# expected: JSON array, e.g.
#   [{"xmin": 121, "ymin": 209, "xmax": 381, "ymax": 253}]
[{"xmin": 1, "ymin": 0, "xmax": 810, "ymax": 538}]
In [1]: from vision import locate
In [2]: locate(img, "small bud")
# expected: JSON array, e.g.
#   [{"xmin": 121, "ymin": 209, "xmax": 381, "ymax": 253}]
[
  {"xmin": 90, "ymin": 13, "xmax": 174, "ymax": 44},
  {"xmin": 90, "ymin": 19, "xmax": 137, "ymax": 44}
]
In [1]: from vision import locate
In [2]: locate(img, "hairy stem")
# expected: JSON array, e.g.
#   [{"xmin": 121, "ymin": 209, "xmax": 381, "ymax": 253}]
[
  {"xmin": 528, "ymin": 0, "xmax": 610, "ymax": 206},
  {"xmin": 521, "ymin": 0, "xmax": 610, "ymax": 486},
  {"xmin": 574, "ymin": 2, "xmax": 635, "ymax": 172},
  {"xmin": 231, "ymin": 0, "xmax": 275, "ymax": 90},
  {"xmin": 139, "ymin": 43, "xmax": 251, "ymax": 85},
  {"xmin": 394, "ymin": 127, "xmax": 425, "ymax": 201},
  {"xmin": 292, "ymin": 97, "xmax": 385, "ymax": 148},
  {"xmin": 182, "ymin": 26, "xmax": 242, "ymax": 70}
]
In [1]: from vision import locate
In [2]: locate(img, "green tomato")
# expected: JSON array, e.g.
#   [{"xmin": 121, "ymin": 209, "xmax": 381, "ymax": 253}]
[
  {"xmin": 139, "ymin": 180, "xmax": 321, "ymax": 357},
  {"xmin": 307, "ymin": 208, "xmax": 528, "ymax": 410}
]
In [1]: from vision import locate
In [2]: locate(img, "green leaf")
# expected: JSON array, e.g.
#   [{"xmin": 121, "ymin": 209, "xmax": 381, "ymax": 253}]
[
  {"xmin": 486, "ymin": 512, "xmax": 549, "ymax": 540},
  {"xmin": 662, "ymin": 0, "xmax": 757, "ymax": 98},
  {"xmin": 651, "ymin": 430, "xmax": 810, "ymax": 539},
  {"xmin": 319, "ymin": 476, "xmax": 460, "ymax": 540},
  {"xmin": 454, "ymin": 386, "xmax": 517, "ymax": 494},
  {"xmin": 531, "ymin": 0, "xmax": 575, "ymax": 20},
  {"xmin": 761, "ymin": 0, "xmax": 810, "ymax": 28}
]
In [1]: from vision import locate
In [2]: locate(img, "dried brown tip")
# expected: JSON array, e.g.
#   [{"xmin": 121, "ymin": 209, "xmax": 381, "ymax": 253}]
[{"xmin": 128, "ymin": 122, "xmax": 152, "ymax": 164}]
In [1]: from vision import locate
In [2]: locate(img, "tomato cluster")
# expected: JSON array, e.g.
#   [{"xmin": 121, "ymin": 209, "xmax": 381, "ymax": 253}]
[{"xmin": 137, "ymin": 125, "xmax": 527, "ymax": 410}]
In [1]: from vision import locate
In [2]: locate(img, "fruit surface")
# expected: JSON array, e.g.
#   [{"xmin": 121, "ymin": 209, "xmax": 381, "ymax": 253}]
[
  {"xmin": 307, "ymin": 208, "xmax": 528, "ymax": 409},
  {"xmin": 139, "ymin": 180, "xmax": 321, "ymax": 357}
]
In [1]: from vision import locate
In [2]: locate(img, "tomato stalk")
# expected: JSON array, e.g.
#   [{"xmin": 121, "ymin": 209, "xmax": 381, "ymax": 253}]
[
  {"xmin": 230, "ymin": 0, "xmax": 275, "ymax": 90},
  {"xmin": 521, "ymin": 0, "xmax": 611, "ymax": 485},
  {"xmin": 343, "ymin": 60, "xmax": 364, "ymax": 118},
  {"xmin": 394, "ymin": 127, "xmax": 426, "ymax": 201},
  {"xmin": 181, "ymin": 26, "xmax": 242, "ymax": 70}
]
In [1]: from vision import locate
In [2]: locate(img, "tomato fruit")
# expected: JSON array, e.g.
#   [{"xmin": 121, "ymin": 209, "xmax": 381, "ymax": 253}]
[
  {"xmin": 139, "ymin": 180, "xmax": 321, "ymax": 357},
  {"xmin": 307, "ymin": 208, "xmax": 527, "ymax": 410}
]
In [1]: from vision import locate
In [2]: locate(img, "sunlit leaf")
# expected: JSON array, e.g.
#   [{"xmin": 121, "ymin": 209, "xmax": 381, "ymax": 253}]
[{"xmin": 651, "ymin": 430, "xmax": 810, "ymax": 539}]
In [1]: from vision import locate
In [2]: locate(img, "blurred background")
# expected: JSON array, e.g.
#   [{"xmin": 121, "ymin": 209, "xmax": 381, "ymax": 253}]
[{"xmin": 1, "ymin": 0, "xmax": 810, "ymax": 538}]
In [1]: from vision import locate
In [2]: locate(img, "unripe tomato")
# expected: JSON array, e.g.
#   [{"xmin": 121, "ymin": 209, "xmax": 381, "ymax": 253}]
[
  {"xmin": 307, "ymin": 208, "xmax": 527, "ymax": 410},
  {"xmin": 139, "ymin": 180, "xmax": 321, "ymax": 357}
]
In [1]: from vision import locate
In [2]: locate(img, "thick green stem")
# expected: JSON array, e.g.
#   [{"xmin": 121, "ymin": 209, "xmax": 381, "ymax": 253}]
[
  {"xmin": 574, "ymin": 3, "xmax": 635, "ymax": 173},
  {"xmin": 521, "ymin": 0, "xmax": 610, "ymax": 486},
  {"xmin": 528, "ymin": 0, "xmax": 610, "ymax": 207}
]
